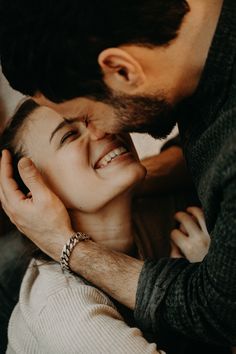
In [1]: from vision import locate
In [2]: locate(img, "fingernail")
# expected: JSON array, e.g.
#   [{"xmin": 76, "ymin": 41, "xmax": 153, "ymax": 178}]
[
  {"xmin": 18, "ymin": 158, "xmax": 33, "ymax": 169},
  {"xmin": 2, "ymin": 149, "xmax": 7, "ymax": 158},
  {"xmin": 1, "ymin": 149, "xmax": 11, "ymax": 162}
]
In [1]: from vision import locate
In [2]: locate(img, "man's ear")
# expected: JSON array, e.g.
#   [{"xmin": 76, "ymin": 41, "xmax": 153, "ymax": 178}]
[{"xmin": 98, "ymin": 48, "xmax": 145, "ymax": 93}]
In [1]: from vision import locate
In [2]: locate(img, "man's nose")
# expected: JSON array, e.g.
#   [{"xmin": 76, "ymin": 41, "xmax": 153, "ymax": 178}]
[{"xmin": 87, "ymin": 121, "xmax": 107, "ymax": 140}]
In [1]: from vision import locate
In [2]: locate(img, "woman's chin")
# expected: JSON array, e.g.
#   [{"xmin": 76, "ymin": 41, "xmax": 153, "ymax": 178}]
[
  {"xmin": 62, "ymin": 164, "xmax": 146, "ymax": 215},
  {"xmin": 113, "ymin": 166, "xmax": 147, "ymax": 199},
  {"xmin": 125, "ymin": 163, "xmax": 147, "ymax": 185}
]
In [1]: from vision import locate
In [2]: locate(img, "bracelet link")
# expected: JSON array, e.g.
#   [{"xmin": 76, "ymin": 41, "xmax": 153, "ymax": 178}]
[{"xmin": 60, "ymin": 232, "xmax": 91, "ymax": 272}]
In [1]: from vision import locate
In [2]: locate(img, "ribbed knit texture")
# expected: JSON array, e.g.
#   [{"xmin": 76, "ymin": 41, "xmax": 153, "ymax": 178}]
[
  {"xmin": 135, "ymin": 0, "xmax": 236, "ymax": 348},
  {"xmin": 7, "ymin": 260, "xmax": 165, "ymax": 354}
]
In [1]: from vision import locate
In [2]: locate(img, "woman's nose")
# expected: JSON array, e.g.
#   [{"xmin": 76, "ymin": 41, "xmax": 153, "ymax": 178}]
[{"xmin": 87, "ymin": 121, "xmax": 107, "ymax": 140}]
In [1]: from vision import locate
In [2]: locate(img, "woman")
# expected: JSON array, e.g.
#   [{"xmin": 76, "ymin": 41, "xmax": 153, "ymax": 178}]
[{"xmin": 1, "ymin": 99, "xmax": 165, "ymax": 353}]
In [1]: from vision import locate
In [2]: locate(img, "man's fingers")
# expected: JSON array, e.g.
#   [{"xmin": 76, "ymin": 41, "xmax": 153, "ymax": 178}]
[
  {"xmin": 18, "ymin": 157, "xmax": 48, "ymax": 198},
  {"xmin": 0, "ymin": 183, "xmax": 4, "ymax": 202},
  {"xmin": 186, "ymin": 207, "xmax": 209, "ymax": 235},
  {"xmin": 174, "ymin": 211, "xmax": 200, "ymax": 237},
  {"xmin": 0, "ymin": 150, "xmax": 25, "ymax": 202}
]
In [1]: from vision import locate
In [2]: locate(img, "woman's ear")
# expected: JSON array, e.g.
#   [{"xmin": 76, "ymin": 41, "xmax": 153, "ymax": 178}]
[{"xmin": 98, "ymin": 48, "xmax": 146, "ymax": 93}]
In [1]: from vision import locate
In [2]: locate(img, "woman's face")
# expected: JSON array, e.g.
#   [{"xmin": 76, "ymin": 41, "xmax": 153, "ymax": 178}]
[{"xmin": 20, "ymin": 106, "xmax": 146, "ymax": 212}]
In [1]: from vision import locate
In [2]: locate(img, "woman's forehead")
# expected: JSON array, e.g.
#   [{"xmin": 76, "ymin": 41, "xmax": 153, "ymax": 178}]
[
  {"xmin": 28, "ymin": 106, "xmax": 64, "ymax": 130},
  {"xmin": 20, "ymin": 106, "xmax": 63, "ymax": 149}
]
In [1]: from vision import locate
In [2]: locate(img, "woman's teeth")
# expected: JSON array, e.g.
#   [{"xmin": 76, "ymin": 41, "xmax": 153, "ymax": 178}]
[{"xmin": 96, "ymin": 146, "xmax": 127, "ymax": 169}]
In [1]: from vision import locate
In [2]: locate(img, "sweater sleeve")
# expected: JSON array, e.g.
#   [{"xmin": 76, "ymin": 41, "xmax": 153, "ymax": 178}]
[
  {"xmin": 134, "ymin": 142, "xmax": 236, "ymax": 346},
  {"xmin": 37, "ymin": 284, "xmax": 165, "ymax": 354}
]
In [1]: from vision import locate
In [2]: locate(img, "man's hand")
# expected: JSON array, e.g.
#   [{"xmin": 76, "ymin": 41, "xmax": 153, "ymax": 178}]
[
  {"xmin": 0, "ymin": 150, "xmax": 74, "ymax": 261},
  {"xmin": 0, "ymin": 150, "xmax": 143, "ymax": 310}
]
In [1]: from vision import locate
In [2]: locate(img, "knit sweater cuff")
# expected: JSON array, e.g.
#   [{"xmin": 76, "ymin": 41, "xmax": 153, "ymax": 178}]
[{"xmin": 134, "ymin": 257, "xmax": 189, "ymax": 334}]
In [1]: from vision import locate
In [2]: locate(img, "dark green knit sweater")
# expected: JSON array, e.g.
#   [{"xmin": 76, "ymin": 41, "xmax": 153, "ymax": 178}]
[{"xmin": 134, "ymin": 0, "xmax": 236, "ymax": 349}]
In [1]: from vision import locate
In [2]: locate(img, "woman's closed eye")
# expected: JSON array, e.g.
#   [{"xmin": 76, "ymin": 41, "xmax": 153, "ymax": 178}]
[{"xmin": 60, "ymin": 129, "xmax": 80, "ymax": 145}]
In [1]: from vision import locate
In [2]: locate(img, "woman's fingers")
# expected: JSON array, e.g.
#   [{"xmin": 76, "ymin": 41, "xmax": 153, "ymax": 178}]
[
  {"xmin": 186, "ymin": 206, "xmax": 209, "ymax": 235},
  {"xmin": 171, "ymin": 207, "xmax": 210, "ymax": 262},
  {"xmin": 170, "ymin": 229, "xmax": 190, "ymax": 254},
  {"xmin": 179, "ymin": 223, "xmax": 188, "ymax": 235},
  {"xmin": 171, "ymin": 228, "xmax": 205, "ymax": 262},
  {"xmin": 174, "ymin": 211, "xmax": 200, "ymax": 237},
  {"xmin": 170, "ymin": 241, "xmax": 183, "ymax": 258}
]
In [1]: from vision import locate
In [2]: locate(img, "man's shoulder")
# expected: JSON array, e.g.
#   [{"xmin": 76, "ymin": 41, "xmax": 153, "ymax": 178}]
[{"xmin": 213, "ymin": 109, "xmax": 236, "ymax": 170}]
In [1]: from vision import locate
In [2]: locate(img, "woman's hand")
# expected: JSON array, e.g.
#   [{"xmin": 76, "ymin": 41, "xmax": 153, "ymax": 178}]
[
  {"xmin": 170, "ymin": 206, "xmax": 210, "ymax": 262},
  {"xmin": 0, "ymin": 150, "xmax": 74, "ymax": 261}
]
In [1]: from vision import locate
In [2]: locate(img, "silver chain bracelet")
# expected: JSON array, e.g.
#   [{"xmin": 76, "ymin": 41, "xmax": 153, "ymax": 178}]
[{"xmin": 60, "ymin": 232, "xmax": 91, "ymax": 272}]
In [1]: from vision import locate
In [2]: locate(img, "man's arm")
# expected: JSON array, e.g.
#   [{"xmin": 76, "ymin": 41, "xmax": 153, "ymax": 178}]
[
  {"xmin": 70, "ymin": 240, "xmax": 143, "ymax": 309},
  {"xmin": 0, "ymin": 150, "xmax": 143, "ymax": 310},
  {"xmin": 135, "ymin": 147, "xmax": 236, "ymax": 346},
  {"xmin": 0, "ymin": 145, "xmax": 188, "ymax": 309}
]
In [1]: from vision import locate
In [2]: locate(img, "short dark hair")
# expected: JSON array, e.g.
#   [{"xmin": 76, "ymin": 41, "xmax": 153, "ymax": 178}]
[{"xmin": 0, "ymin": 0, "xmax": 189, "ymax": 102}]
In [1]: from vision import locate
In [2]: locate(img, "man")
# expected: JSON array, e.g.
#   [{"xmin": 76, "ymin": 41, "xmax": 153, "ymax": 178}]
[{"xmin": 0, "ymin": 0, "xmax": 235, "ymax": 352}]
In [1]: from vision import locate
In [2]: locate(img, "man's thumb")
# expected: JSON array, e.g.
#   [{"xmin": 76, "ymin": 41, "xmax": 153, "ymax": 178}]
[{"xmin": 18, "ymin": 157, "xmax": 47, "ymax": 195}]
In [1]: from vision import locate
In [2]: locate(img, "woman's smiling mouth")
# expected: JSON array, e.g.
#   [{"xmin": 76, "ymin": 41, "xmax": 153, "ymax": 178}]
[{"xmin": 95, "ymin": 146, "xmax": 128, "ymax": 169}]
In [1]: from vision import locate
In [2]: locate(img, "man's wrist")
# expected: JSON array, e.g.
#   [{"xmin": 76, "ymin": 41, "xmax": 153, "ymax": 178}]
[
  {"xmin": 69, "ymin": 239, "xmax": 94, "ymax": 274},
  {"xmin": 60, "ymin": 232, "xmax": 91, "ymax": 272},
  {"xmin": 42, "ymin": 228, "xmax": 76, "ymax": 262},
  {"xmin": 68, "ymin": 240, "xmax": 144, "ymax": 309}
]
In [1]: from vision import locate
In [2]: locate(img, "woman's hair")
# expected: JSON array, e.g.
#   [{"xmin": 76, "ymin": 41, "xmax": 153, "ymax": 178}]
[
  {"xmin": 0, "ymin": 0, "xmax": 190, "ymax": 103},
  {"xmin": 0, "ymin": 98, "xmax": 51, "ymax": 261},
  {"xmin": 0, "ymin": 98, "xmax": 39, "ymax": 195}
]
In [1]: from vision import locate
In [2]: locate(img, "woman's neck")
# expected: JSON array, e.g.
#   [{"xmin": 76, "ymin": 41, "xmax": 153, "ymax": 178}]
[{"xmin": 69, "ymin": 194, "xmax": 135, "ymax": 255}]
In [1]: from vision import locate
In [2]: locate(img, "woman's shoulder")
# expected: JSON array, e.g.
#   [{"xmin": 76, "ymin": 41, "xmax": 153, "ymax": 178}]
[
  {"xmin": 20, "ymin": 259, "xmax": 115, "ymax": 312},
  {"xmin": 8, "ymin": 260, "xmax": 122, "ymax": 353},
  {"xmin": 8, "ymin": 261, "xmax": 164, "ymax": 354}
]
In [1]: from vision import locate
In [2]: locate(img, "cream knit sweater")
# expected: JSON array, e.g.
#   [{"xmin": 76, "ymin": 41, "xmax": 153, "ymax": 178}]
[{"xmin": 7, "ymin": 259, "xmax": 165, "ymax": 354}]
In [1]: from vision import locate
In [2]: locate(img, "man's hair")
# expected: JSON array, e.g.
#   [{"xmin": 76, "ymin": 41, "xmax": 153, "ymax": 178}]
[{"xmin": 0, "ymin": 0, "xmax": 189, "ymax": 102}]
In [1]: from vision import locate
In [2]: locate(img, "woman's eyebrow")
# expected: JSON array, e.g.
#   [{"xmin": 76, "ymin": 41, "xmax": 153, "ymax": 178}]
[{"xmin": 49, "ymin": 118, "xmax": 79, "ymax": 143}]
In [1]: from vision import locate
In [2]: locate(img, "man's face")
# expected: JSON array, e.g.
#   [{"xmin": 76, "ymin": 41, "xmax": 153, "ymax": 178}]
[{"xmin": 34, "ymin": 90, "xmax": 177, "ymax": 140}]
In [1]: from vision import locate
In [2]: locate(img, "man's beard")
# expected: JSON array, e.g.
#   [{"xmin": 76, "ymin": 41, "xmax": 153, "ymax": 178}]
[{"xmin": 105, "ymin": 92, "xmax": 177, "ymax": 139}]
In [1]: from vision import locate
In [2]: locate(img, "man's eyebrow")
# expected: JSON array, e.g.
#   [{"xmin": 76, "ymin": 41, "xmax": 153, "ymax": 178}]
[{"xmin": 49, "ymin": 117, "xmax": 80, "ymax": 143}]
